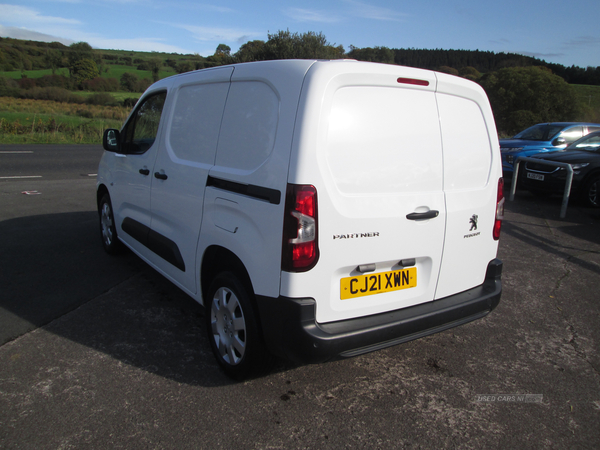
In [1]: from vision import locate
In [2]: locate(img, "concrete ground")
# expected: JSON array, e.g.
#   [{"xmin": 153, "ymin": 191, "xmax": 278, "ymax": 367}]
[{"xmin": 0, "ymin": 174, "xmax": 599, "ymax": 449}]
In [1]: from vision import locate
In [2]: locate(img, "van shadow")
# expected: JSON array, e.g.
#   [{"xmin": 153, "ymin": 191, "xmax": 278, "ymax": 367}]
[{"xmin": 0, "ymin": 211, "xmax": 293, "ymax": 387}]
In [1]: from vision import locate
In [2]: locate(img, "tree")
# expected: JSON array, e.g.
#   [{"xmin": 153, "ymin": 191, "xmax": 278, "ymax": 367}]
[
  {"xmin": 215, "ymin": 44, "xmax": 231, "ymax": 57},
  {"xmin": 71, "ymin": 58, "xmax": 100, "ymax": 85},
  {"xmin": 479, "ymin": 66, "xmax": 579, "ymax": 135},
  {"xmin": 209, "ymin": 44, "xmax": 233, "ymax": 65},
  {"xmin": 68, "ymin": 42, "xmax": 94, "ymax": 76},
  {"xmin": 147, "ymin": 57, "xmax": 163, "ymax": 82},
  {"xmin": 459, "ymin": 66, "xmax": 481, "ymax": 80},
  {"xmin": 234, "ymin": 40, "xmax": 266, "ymax": 62},
  {"xmin": 44, "ymin": 49, "xmax": 63, "ymax": 75},
  {"xmin": 262, "ymin": 30, "xmax": 345, "ymax": 60},
  {"xmin": 347, "ymin": 46, "xmax": 394, "ymax": 64},
  {"xmin": 438, "ymin": 66, "xmax": 459, "ymax": 76},
  {"xmin": 175, "ymin": 61, "xmax": 195, "ymax": 74},
  {"xmin": 120, "ymin": 72, "xmax": 139, "ymax": 92}
]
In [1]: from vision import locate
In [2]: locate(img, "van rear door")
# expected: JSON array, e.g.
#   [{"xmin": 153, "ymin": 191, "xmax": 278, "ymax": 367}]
[
  {"xmin": 434, "ymin": 74, "xmax": 500, "ymax": 299},
  {"xmin": 285, "ymin": 63, "xmax": 446, "ymax": 324}
]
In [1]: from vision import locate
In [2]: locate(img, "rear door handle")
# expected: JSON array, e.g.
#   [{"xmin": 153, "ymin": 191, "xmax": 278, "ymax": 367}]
[
  {"xmin": 139, "ymin": 168, "xmax": 150, "ymax": 176},
  {"xmin": 154, "ymin": 172, "xmax": 168, "ymax": 180},
  {"xmin": 406, "ymin": 210, "xmax": 439, "ymax": 220}
]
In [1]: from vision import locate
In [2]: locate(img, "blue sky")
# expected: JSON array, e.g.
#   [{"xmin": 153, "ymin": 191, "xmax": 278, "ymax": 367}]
[{"xmin": 1, "ymin": 0, "xmax": 599, "ymax": 68}]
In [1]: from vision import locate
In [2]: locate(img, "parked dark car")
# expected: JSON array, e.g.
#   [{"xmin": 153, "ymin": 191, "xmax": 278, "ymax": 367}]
[
  {"xmin": 500, "ymin": 122, "xmax": 600, "ymax": 176},
  {"xmin": 521, "ymin": 131, "xmax": 600, "ymax": 207}
]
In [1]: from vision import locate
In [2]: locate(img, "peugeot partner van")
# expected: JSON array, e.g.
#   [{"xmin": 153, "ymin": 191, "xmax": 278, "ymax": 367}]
[{"xmin": 97, "ymin": 60, "xmax": 504, "ymax": 379}]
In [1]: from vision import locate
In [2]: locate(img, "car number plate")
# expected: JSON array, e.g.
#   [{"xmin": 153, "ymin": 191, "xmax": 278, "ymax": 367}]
[
  {"xmin": 340, "ymin": 267, "xmax": 417, "ymax": 300},
  {"xmin": 527, "ymin": 172, "xmax": 544, "ymax": 181}
]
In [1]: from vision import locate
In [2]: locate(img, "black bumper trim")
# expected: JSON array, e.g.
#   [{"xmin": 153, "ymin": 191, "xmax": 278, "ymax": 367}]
[{"xmin": 256, "ymin": 258, "xmax": 502, "ymax": 364}]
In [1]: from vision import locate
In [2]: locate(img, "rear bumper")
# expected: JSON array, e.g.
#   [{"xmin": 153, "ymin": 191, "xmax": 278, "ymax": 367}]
[{"xmin": 256, "ymin": 259, "xmax": 502, "ymax": 364}]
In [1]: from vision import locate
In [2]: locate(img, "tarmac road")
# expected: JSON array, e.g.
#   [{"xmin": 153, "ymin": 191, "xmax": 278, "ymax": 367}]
[
  {"xmin": 1, "ymin": 145, "xmax": 599, "ymax": 449},
  {"xmin": 0, "ymin": 144, "xmax": 144, "ymax": 344}
]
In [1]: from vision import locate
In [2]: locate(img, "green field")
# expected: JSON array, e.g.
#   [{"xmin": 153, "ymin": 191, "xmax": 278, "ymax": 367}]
[
  {"xmin": 101, "ymin": 65, "xmax": 176, "ymax": 80},
  {"xmin": 572, "ymin": 85, "xmax": 600, "ymax": 123},
  {"xmin": 572, "ymin": 84, "xmax": 600, "ymax": 110},
  {"xmin": 0, "ymin": 65, "xmax": 174, "ymax": 81}
]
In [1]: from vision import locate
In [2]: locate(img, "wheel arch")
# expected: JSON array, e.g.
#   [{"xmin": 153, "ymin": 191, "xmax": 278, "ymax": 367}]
[
  {"xmin": 96, "ymin": 184, "xmax": 110, "ymax": 212},
  {"xmin": 580, "ymin": 169, "xmax": 600, "ymax": 207},
  {"xmin": 581, "ymin": 168, "xmax": 600, "ymax": 187},
  {"xmin": 201, "ymin": 246, "xmax": 255, "ymax": 304}
]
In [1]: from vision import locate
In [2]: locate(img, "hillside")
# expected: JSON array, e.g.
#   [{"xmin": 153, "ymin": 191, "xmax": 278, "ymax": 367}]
[
  {"xmin": 1, "ymin": 35, "xmax": 599, "ymax": 144},
  {"xmin": 1, "ymin": 36, "xmax": 599, "ymax": 86}
]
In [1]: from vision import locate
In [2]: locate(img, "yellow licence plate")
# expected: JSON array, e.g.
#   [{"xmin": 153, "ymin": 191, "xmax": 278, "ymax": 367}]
[{"xmin": 340, "ymin": 267, "xmax": 417, "ymax": 300}]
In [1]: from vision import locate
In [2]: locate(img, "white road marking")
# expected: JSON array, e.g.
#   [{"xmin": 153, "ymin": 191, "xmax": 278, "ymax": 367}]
[
  {"xmin": 0, "ymin": 151, "xmax": 34, "ymax": 154},
  {"xmin": 0, "ymin": 176, "xmax": 43, "ymax": 179}
]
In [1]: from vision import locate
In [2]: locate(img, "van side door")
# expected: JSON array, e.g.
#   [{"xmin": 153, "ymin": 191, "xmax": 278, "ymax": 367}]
[{"xmin": 147, "ymin": 67, "xmax": 233, "ymax": 294}]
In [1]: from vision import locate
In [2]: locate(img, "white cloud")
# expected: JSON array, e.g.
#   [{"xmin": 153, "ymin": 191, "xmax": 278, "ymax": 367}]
[
  {"xmin": 169, "ymin": 23, "xmax": 260, "ymax": 44},
  {"xmin": 0, "ymin": 4, "xmax": 81, "ymax": 26},
  {"xmin": 283, "ymin": 8, "xmax": 342, "ymax": 24},
  {"xmin": 563, "ymin": 36, "xmax": 600, "ymax": 49},
  {"xmin": 0, "ymin": 25, "xmax": 75, "ymax": 45},
  {"xmin": 519, "ymin": 51, "xmax": 564, "ymax": 61},
  {"xmin": 0, "ymin": 23, "xmax": 194, "ymax": 53},
  {"xmin": 91, "ymin": 37, "xmax": 192, "ymax": 54}
]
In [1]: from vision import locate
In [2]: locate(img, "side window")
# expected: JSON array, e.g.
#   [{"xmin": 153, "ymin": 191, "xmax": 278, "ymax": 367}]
[
  {"xmin": 559, "ymin": 126, "xmax": 583, "ymax": 144},
  {"xmin": 168, "ymin": 82, "xmax": 229, "ymax": 164},
  {"xmin": 122, "ymin": 91, "xmax": 167, "ymax": 154},
  {"xmin": 216, "ymin": 81, "xmax": 279, "ymax": 171}
]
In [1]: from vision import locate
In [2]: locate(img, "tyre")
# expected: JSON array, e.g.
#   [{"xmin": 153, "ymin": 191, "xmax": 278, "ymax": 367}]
[
  {"xmin": 99, "ymin": 194, "xmax": 123, "ymax": 254},
  {"xmin": 205, "ymin": 272, "xmax": 270, "ymax": 380},
  {"xmin": 582, "ymin": 175, "xmax": 600, "ymax": 208}
]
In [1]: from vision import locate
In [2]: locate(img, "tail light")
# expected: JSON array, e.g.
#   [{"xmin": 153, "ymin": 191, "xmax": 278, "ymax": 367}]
[
  {"xmin": 493, "ymin": 178, "xmax": 505, "ymax": 240},
  {"xmin": 282, "ymin": 184, "xmax": 319, "ymax": 272}
]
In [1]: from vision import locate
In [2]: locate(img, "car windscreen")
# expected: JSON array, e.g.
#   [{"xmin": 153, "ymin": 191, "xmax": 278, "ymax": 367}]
[
  {"xmin": 513, "ymin": 124, "xmax": 564, "ymax": 141},
  {"xmin": 567, "ymin": 132, "xmax": 600, "ymax": 152}
]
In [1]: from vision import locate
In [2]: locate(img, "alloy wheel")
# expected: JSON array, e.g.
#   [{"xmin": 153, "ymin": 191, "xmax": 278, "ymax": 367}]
[
  {"xmin": 210, "ymin": 286, "xmax": 247, "ymax": 365},
  {"xmin": 101, "ymin": 202, "xmax": 114, "ymax": 247}
]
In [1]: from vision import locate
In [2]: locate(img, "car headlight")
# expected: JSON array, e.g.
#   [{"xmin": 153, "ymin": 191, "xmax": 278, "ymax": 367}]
[{"xmin": 570, "ymin": 163, "xmax": 589, "ymax": 170}]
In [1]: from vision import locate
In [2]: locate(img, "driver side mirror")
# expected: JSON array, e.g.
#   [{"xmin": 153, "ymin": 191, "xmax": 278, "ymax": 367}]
[
  {"xmin": 552, "ymin": 137, "xmax": 566, "ymax": 146},
  {"xmin": 103, "ymin": 129, "xmax": 121, "ymax": 152}
]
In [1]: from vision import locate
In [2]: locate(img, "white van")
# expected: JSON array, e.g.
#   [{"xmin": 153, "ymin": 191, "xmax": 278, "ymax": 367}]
[{"xmin": 97, "ymin": 60, "xmax": 504, "ymax": 379}]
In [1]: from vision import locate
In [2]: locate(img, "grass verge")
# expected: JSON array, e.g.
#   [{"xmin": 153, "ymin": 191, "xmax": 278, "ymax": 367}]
[{"xmin": 0, "ymin": 97, "xmax": 127, "ymax": 144}]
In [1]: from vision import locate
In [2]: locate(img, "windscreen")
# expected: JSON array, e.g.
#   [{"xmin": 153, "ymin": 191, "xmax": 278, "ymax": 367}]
[{"xmin": 514, "ymin": 124, "xmax": 563, "ymax": 141}]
